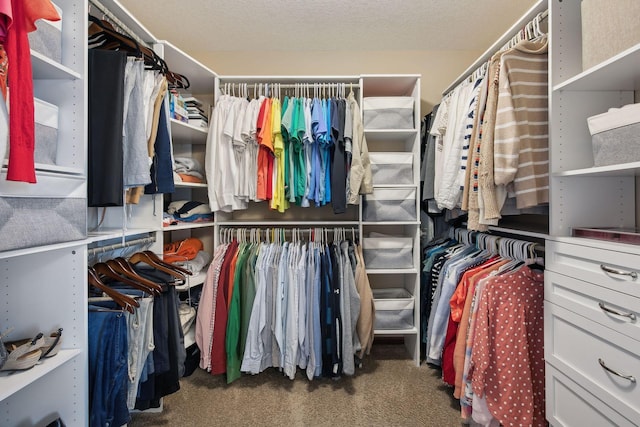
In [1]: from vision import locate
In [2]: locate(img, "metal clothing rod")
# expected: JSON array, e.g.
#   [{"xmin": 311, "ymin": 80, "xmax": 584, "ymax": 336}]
[
  {"xmin": 88, "ymin": 0, "xmax": 151, "ymax": 48},
  {"xmin": 88, "ymin": 235, "xmax": 156, "ymax": 256}
]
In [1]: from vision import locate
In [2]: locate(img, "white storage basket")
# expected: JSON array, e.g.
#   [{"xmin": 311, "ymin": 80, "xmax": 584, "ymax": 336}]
[
  {"xmin": 362, "ymin": 237, "xmax": 413, "ymax": 269},
  {"xmin": 363, "ymin": 187, "xmax": 416, "ymax": 222},
  {"xmin": 363, "ymin": 96, "xmax": 414, "ymax": 129},
  {"xmin": 369, "ymin": 152, "xmax": 413, "ymax": 185},
  {"xmin": 373, "ymin": 288, "xmax": 414, "ymax": 330}
]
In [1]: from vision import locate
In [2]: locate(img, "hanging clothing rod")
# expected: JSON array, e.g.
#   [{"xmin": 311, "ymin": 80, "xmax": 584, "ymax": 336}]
[
  {"xmin": 221, "ymin": 83, "xmax": 356, "ymax": 89},
  {"xmin": 442, "ymin": 0, "xmax": 548, "ymax": 95},
  {"xmin": 88, "ymin": 235, "xmax": 156, "ymax": 256},
  {"xmin": 88, "ymin": 0, "xmax": 151, "ymax": 48}
]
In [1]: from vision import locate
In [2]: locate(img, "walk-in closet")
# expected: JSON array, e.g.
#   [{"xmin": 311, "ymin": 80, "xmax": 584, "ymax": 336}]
[{"xmin": 2, "ymin": 0, "xmax": 639, "ymax": 425}]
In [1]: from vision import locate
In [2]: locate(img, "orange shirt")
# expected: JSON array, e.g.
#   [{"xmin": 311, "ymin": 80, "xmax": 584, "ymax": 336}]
[{"xmin": 256, "ymin": 98, "xmax": 273, "ymax": 200}]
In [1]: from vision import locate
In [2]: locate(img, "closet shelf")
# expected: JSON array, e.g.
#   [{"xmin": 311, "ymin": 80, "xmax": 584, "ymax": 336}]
[
  {"xmin": 374, "ymin": 327, "xmax": 418, "ymax": 336},
  {"xmin": 88, "ymin": 227, "xmax": 160, "ymax": 244},
  {"xmin": 371, "ymin": 184, "xmax": 419, "ymax": 189},
  {"xmin": 553, "ymin": 43, "xmax": 640, "ymax": 92},
  {"xmin": 164, "ymin": 222, "xmax": 214, "ymax": 231},
  {"xmin": 553, "ymin": 161, "xmax": 640, "ymax": 178},
  {"xmin": 364, "ymin": 129, "xmax": 418, "ymax": 138},
  {"xmin": 366, "ymin": 268, "xmax": 418, "ymax": 275},
  {"xmin": 174, "ymin": 182, "xmax": 207, "ymax": 188},
  {"xmin": 31, "ymin": 51, "xmax": 82, "ymax": 80},
  {"xmin": 170, "ymin": 119, "xmax": 208, "ymax": 144},
  {"xmin": 0, "ymin": 240, "xmax": 87, "ymax": 261},
  {"xmin": 361, "ymin": 74, "xmax": 421, "ymax": 96},
  {"xmin": 0, "ymin": 349, "xmax": 82, "ymax": 402}
]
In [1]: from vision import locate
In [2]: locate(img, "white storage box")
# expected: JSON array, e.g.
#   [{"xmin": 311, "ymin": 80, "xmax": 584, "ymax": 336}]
[
  {"xmin": 363, "ymin": 96, "xmax": 414, "ymax": 129},
  {"xmin": 587, "ymin": 102, "xmax": 640, "ymax": 167},
  {"xmin": 34, "ymin": 98, "xmax": 59, "ymax": 165},
  {"xmin": 369, "ymin": 152, "xmax": 413, "ymax": 185},
  {"xmin": 363, "ymin": 237, "xmax": 413, "ymax": 269},
  {"xmin": 581, "ymin": 0, "xmax": 640, "ymax": 70},
  {"xmin": 363, "ymin": 187, "xmax": 416, "ymax": 222},
  {"xmin": 373, "ymin": 288, "xmax": 414, "ymax": 330},
  {"xmin": 28, "ymin": 3, "xmax": 62, "ymax": 64}
]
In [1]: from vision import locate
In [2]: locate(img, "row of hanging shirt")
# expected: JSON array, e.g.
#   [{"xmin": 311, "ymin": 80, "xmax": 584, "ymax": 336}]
[
  {"xmin": 195, "ymin": 228, "xmax": 376, "ymax": 384},
  {"xmin": 424, "ymin": 11, "xmax": 549, "ymax": 231},
  {"xmin": 422, "ymin": 228, "xmax": 545, "ymax": 427},
  {"xmin": 205, "ymin": 83, "xmax": 373, "ymax": 214}
]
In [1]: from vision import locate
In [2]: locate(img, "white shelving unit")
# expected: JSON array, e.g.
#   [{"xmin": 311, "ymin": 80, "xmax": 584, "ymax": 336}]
[
  {"xmin": 545, "ymin": 1, "xmax": 640, "ymax": 425},
  {"xmin": 361, "ymin": 74, "xmax": 421, "ymax": 367},
  {"xmin": 0, "ymin": 0, "xmax": 88, "ymax": 425},
  {"xmin": 153, "ymin": 40, "xmax": 216, "ymax": 281}
]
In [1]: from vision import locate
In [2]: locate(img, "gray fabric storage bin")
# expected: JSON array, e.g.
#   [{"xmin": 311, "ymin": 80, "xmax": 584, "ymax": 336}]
[
  {"xmin": 587, "ymin": 102, "xmax": 640, "ymax": 167},
  {"xmin": 363, "ymin": 97, "xmax": 414, "ymax": 129},
  {"xmin": 0, "ymin": 197, "xmax": 86, "ymax": 251},
  {"xmin": 363, "ymin": 237, "xmax": 413, "ymax": 269},
  {"xmin": 0, "ymin": 172, "xmax": 86, "ymax": 252},
  {"xmin": 363, "ymin": 187, "xmax": 416, "ymax": 222},
  {"xmin": 373, "ymin": 288, "xmax": 414, "ymax": 330},
  {"xmin": 592, "ymin": 124, "xmax": 640, "ymax": 166},
  {"xmin": 370, "ymin": 152, "xmax": 413, "ymax": 185},
  {"xmin": 34, "ymin": 98, "xmax": 59, "ymax": 165},
  {"xmin": 28, "ymin": 3, "xmax": 62, "ymax": 64}
]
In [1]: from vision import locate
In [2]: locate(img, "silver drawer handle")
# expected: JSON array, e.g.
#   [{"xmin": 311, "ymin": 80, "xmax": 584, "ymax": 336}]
[
  {"xmin": 598, "ymin": 302, "xmax": 637, "ymax": 321},
  {"xmin": 598, "ymin": 358, "xmax": 636, "ymax": 383},
  {"xmin": 600, "ymin": 264, "xmax": 638, "ymax": 280}
]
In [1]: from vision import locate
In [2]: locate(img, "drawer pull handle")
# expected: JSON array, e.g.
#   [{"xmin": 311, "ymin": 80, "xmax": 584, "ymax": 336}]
[
  {"xmin": 598, "ymin": 302, "xmax": 637, "ymax": 321},
  {"xmin": 600, "ymin": 264, "xmax": 638, "ymax": 280},
  {"xmin": 598, "ymin": 358, "xmax": 636, "ymax": 383}
]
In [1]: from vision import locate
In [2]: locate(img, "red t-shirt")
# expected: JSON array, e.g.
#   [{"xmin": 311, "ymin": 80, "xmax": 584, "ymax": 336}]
[{"xmin": 5, "ymin": 0, "xmax": 60, "ymax": 183}]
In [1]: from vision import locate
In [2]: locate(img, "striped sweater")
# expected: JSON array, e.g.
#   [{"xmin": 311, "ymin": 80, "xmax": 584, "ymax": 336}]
[{"xmin": 493, "ymin": 40, "xmax": 549, "ymax": 209}]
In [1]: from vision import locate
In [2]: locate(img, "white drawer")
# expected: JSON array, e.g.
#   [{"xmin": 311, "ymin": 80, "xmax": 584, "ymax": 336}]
[
  {"xmin": 547, "ymin": 240, "xmax": 640, "ymax": 298},
  {"xmin": 546, "ymin": 364, "xmax": 637, "ymax": 427},
  {"xmin": 546, "ymin": 270, "xmax": 640, "ymax": 342},
  {"xmin": 545, "ymin": 303, "xmax": 640, "ymax": 422}
]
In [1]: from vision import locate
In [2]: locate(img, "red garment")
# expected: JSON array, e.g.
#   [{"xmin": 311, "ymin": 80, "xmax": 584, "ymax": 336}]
[
  {"xmin": 209, "ymin": 240, "xmax": 238, "ymax": 375},
  {"xmin": 470, "ymin": 266, "xmax": 546, "ymax": 427},
  {"xmin": 5, "ymin": 0, "xmax": 60, "ymax": 182},
  {"xmin": 441, "ymin": 314, "xmax": 458, "ymax": 386}
]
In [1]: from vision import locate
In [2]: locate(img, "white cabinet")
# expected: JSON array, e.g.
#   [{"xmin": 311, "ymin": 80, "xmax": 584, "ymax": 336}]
[
  {"xmin": 546, "ymin": 4, "xmax": 640, "ymax": 424},
  {"xmin": 0, "ymin": 0, "xmax": 88, "ymax": 425}
]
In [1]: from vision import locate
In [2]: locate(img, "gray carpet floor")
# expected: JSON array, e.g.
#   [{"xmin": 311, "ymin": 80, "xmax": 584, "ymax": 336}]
[{"xmin": 129, "ymin": 343, "xmax": 463, "ymax": 426}]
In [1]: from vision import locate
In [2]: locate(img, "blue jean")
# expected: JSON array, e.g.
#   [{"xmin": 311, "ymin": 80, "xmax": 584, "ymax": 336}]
[{"xmin": 88, "ymin": 306, "xmax": 129, "ymax": 427}]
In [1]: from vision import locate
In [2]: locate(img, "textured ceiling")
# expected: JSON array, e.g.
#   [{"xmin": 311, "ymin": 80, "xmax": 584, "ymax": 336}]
[{"xmin": 116, "ymin": 0, "xmax": 538, "ymax": 53}]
